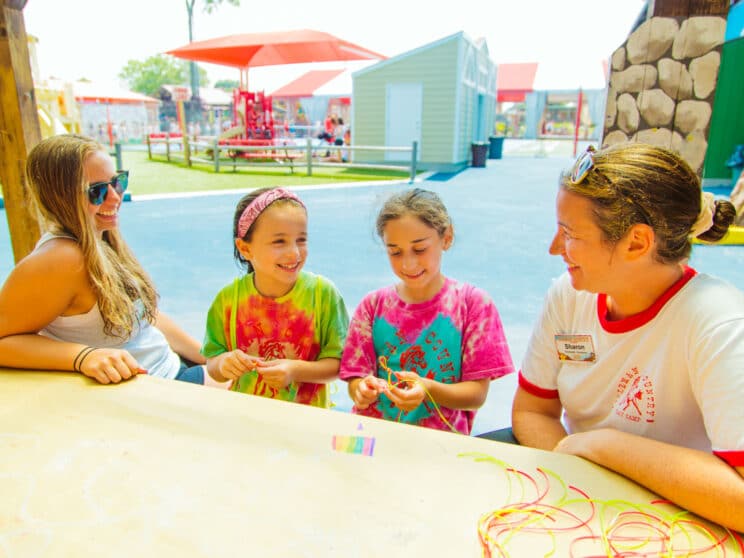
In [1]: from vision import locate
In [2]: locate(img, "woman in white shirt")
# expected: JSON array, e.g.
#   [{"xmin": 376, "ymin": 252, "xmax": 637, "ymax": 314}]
[
  {"xmin": 0, "ymin": 134, "xmax": 205, "ymax": 384},
  {"xmin": 511, "ymin": 142, "xmax": 744, "ymax": 532}
]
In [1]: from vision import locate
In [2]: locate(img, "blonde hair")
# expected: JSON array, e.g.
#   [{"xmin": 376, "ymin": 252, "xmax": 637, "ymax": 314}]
[
  {"xmin": 562, "ymin": 143, "xmax": 735, "ymax": 264},
  {"xmin": 26, "ymin": 134, "xmax": 158, "ymax": 338}
]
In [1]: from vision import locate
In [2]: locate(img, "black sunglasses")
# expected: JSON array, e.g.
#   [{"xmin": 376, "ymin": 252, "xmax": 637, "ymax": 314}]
[{"xmin": 87, "ymin": 171, "xmax": 129, "ymax": 205}]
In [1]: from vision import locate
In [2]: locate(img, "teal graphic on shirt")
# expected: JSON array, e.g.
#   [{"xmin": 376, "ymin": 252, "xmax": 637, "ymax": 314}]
[{"xmin": 372, "ymin": 313, "xmax": 462, "ymax": 424}]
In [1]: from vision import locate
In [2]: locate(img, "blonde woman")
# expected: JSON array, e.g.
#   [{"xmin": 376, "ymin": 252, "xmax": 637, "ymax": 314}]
[{"xmin": 0, "ymin": 134, "xmax": 205, "ymax": 384}]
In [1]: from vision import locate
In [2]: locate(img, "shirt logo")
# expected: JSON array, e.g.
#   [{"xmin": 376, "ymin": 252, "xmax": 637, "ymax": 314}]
[
  {"xmin": 614, "ymin": 367, "xmax": 656, "ymax": 423},
  {"xmin": 555, "ymin": 334, "xmax": 596, "ymax": 362}
]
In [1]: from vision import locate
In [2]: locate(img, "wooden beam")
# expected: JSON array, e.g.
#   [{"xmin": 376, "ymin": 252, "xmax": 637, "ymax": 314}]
[
  {"xmin": 652, "ymin": 0, "xmax": 729, "ymax": 17},
  {"xmin": 0, "ymin": 0, "xmax": 41, "ymax": 264}
]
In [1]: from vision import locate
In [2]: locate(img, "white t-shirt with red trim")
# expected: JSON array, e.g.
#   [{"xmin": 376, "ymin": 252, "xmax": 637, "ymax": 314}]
[{"xmin": 520, "ymin": 267, "xmax": 744, "ymax": 467}]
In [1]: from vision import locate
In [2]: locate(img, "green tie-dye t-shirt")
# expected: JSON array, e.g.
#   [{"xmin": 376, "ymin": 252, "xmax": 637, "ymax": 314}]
[{"xmin": 202, "ymin": 271, "xmax": 348, "ymax": 407}]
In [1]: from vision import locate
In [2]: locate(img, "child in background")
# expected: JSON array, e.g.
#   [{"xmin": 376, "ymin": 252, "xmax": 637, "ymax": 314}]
[
  {"xmin": 339, "ymin": 188, "xmax": 514, "ymax": 434},
  {"xmin": 202, "ymin": 188, "xmax": 349, "ymax": 407}
]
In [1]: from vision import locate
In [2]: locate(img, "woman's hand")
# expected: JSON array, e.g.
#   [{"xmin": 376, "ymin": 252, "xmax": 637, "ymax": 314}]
[
  {"xmin": 78, "ymin": 348, "xmax": 141, "ymax": 384},
  {"xmin": 255, "ymin": 359, "xmax": 296, "ymax": 390},
  {"xmin": 385, "ymin": 370, "xmax": 426, "ymax": 413},
  {"xmin": 553, "ymin": 429, "xmax": 609, "ymax": 460},
  {"xmin": 349, "ymin": 375, "xmax": 387, "ymax": 409},
  {"xmin": 215, "ymin": 349, "xmax": 260, "ymax": 382}
]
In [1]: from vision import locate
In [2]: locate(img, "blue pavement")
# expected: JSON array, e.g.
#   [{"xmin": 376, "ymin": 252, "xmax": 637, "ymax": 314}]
[{"xmin": 3, "ymin": 153, "xmax": 744, "ymax": 434}]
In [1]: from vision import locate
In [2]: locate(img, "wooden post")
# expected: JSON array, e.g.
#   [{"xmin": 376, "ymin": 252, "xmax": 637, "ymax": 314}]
[
  {"xmin": 213, "ymin": 137, "xmax": 220, "ymax": 173},
  {"xmin": 306, "ymin": 138, "xmax": 312, "ymax": 176},
  {"xmin": 0, "ymin": 0, "xmax": 41, "ymax": 263},
  {"xmin": 177, "ymin": 100, "xmax": 190, "ymax": 167}
]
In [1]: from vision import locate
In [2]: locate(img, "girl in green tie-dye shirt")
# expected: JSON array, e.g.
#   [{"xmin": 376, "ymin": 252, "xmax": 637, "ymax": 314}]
[{"xmin": 202, "ymin": 188, "xmax": 348, "ymax": 408}]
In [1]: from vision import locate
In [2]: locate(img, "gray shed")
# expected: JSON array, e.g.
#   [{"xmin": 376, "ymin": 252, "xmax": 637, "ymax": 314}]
[{"xmin": 352, "ymin": 32, "xmax": 496, "ymax": 172}]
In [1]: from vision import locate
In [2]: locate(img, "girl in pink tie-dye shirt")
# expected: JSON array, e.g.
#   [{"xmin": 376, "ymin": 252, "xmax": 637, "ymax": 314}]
[{"xmin": 339, "ymin": 189, "xmax": 514, "ymax": 434}]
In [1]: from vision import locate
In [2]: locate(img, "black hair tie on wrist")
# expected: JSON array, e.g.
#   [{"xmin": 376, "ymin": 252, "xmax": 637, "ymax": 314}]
[{"xmin": 73, "ymin": 346, "xmax": 97, "ymax": 372}]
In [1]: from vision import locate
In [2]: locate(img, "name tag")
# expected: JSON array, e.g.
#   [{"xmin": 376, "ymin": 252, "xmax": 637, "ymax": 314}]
[{"xmin": 555, "ymin": 334, "xmax": 596, "ymax": 363}]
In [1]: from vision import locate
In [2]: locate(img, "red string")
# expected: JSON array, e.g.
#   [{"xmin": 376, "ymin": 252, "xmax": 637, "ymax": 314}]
[{"xmin": 468, "ymin": 455, "xmax": 740, "ymax": 558}]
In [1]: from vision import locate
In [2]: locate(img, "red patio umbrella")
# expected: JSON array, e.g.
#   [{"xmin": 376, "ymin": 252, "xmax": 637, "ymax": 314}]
[{"xmin": 166, "ymin": 29, "xmax": 385, "ymax": 69}]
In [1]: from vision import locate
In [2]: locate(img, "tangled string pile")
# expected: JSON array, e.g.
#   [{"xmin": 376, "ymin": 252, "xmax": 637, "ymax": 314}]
[{"xmin": 463, "ymin": 453, "xmax": 744, "ymax": 558}]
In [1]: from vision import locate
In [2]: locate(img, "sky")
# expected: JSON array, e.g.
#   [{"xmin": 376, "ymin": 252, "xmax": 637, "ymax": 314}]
[{"xmin": 23, "ymin": 0, "xmax": 647, "ymax": 93}]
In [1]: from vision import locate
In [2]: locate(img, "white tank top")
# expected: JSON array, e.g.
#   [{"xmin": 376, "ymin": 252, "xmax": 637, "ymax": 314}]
[{"xmin": 36, "ymin": 233, "xmax": 181, "ymax": 379}]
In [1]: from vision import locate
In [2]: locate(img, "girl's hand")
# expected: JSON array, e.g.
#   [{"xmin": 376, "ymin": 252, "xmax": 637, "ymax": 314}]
[
  {"xmin": 386, "ymin": 371, "xmax": 426, "ymax": 412},
  {"xmin": 79, "ymin": 348, "xmax": 141, "ymax": 385},
  {"xmin": 255, "ymin": 359, "xmax": 295, "ymax": 390},
  {"xmin": 350, "ymin": 375, "xmax": 387, "ymax": 409},
  {"xmin": 217, "ymin": 349, "xmax": 260, "ymax": 382}
]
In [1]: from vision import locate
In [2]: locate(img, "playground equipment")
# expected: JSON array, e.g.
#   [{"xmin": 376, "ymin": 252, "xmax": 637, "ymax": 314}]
[
  {"xmin": 231, "ymin": 89, "xmax": 273, "ymax": 140},
  {"xmin": 33, "ymin": 79, "xmax": 82, "ymax": 139},
  {"xmin": 217, "ymin": 89, "xmax": 283, "ymax": 159},
  {"xmin": 211, "ymin": 88, "xmax": 287, "ymax": 161},
  {"xmin": 694, "ymin": 226, "xmax": 744, "ymax": 246},
  {"xmin": 150, "ymin": 86, "xmax": 281, "ymax": 160}
]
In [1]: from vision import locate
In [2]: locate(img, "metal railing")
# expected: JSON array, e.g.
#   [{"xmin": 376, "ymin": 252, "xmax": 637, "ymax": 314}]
[{"xmin": 146, "ymin": 135, "xmax": 418, "ymax": 183}]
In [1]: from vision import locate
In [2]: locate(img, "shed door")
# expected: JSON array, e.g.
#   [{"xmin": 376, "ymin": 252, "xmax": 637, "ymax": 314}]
[
  {"xmin": 385, "ymin": 83, "xmax": 422, "ymax": 162},
  {"xmin": 474, "ymin": 93, "xmax": 486, "ymax": 142}
]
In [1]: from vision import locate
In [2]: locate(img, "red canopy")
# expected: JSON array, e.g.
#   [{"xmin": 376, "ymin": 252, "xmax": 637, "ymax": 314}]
[
  {"xmin": 271, "ymin": 69, "xmax": 345, "ymax": 98},
  {"xmin": 167, "ymin": 29, "xmax": 385, "ymax": 69},
  {"xmin": 496, "ymin": 63, "xmax": 539, "ymax": 103}
]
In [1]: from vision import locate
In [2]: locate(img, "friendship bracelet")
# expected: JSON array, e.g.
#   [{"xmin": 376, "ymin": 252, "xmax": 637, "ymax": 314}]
[
  {"xmin": 377, "ymin": 356, "xmax": 460, "ymax": 434},
  {"xmin": 73, "ymin": 346, "xmax": 96, "ymax": 372}
]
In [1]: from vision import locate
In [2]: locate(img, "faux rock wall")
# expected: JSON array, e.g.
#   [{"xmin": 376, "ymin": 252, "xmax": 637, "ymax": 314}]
[{"xmin": 602, "ymin": 16, "xmax": 727, "ymax": 173}]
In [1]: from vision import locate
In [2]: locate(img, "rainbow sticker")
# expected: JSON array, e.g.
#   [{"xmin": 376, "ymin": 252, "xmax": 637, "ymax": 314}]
[{"xmin": 331, "ymin": 435, "xmax": 376, "ymax": 457}]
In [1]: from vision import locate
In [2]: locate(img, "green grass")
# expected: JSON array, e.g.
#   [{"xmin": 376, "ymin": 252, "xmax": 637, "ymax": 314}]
[{"xmin": 122, "ymin": 151, "xmax": 412, "ymax": 196}]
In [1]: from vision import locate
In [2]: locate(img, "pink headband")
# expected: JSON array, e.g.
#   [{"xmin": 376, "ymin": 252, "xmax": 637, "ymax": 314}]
[{"xmin": 237, "ymin": 188, "xmax": 305, "ymax": 238}]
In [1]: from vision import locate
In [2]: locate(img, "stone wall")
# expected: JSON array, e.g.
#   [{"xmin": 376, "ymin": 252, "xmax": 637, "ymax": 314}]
[{"xmin": 602, "ymin": 16, "xmax": 726, "ymax": 173}]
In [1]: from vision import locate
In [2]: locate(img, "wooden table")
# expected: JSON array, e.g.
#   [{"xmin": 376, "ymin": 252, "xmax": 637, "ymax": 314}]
[{"xmin": 0, "ymin": 371, "xmax": 739, "ymax": 557}]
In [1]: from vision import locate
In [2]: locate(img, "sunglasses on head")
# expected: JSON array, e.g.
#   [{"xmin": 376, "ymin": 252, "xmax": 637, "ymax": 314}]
[
  {"xmin": 87, "ymin": 171, "xmax": 129, "ymax": 205},
  {"xmin": 569, "ymin": 146, "xmax": 597, "ymax": 185}
]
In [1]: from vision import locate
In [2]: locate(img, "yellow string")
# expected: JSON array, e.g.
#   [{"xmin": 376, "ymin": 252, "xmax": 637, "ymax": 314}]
[
  {"xmin": 377, "ymin": 355, "xmax": 460, "ymax": 434},
  {"xmin": 461, "ymin": 453, "xmax": 740, "ymax": 558}
]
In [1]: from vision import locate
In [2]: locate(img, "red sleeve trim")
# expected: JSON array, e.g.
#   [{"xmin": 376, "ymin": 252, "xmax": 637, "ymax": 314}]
[
  {"xmin": 714, "ymin": 450, "xmax": 744, "ymax": 467},
  {"xmin": 518, "ymin": 371, "xmax": 559, "ymax": 399}
]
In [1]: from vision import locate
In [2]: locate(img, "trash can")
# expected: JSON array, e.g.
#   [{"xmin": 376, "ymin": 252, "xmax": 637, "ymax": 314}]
[
  {"xmin": 726, "ymin": 144, "xmax": 744, "ymax": 185},
  {"xmin": 488, "ymin": 136, "xmax": 504, "ymax": 159},
  {"xmin": 471, "ymin": 142, "xmax": 488, "ymax": 167}
]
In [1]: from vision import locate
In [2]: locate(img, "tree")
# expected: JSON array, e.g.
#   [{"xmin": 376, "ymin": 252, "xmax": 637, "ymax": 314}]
[
  {"xmin": 214, "ymin": 79, "xmax": 239, "ymax": 91},
  {"xmin": 185, "ymin": 0, "xmax": 240, "ymax": 102},
  {"xmin": 119, "ymin": 54, "xmax": 208, "ymax": 97}
]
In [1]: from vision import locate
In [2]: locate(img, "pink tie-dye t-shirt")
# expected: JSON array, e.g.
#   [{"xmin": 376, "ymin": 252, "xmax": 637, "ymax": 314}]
[
  {"xmin": 202, "ymin": 271, "xmax": 348, "ymax": 408},
  {"xmin": 339, "ymin": 278, "xmax": 514, "ymax": 434}
]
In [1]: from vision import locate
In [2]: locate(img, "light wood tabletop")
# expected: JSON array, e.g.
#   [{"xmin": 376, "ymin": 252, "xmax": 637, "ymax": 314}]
[{"xmin": 0, "ymin": 371, "xmax": 739, "ymax": 557}]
